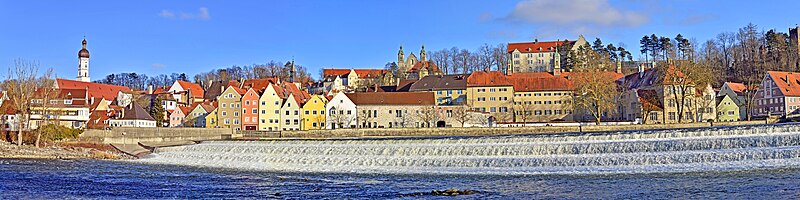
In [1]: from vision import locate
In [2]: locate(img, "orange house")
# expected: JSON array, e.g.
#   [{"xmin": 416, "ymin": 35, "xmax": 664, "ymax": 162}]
[{"xmin": 241, "ymin": 88, "xmax": 260, "ymax": 130}]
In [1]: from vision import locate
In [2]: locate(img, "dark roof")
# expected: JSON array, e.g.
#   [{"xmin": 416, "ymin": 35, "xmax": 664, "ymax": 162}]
[
  {"xmin": 345, "ymin": 92, "xmax": 435, "ymax": 105},
  {"xmin": 395, "ymin": 79, "xmax": 416, "ymax": 92},
  {"xmin": 120, "ymin": 103, "xmax": 155, "ymax": 121},
  {"xmin": 204, "ymin": 80, "xmax": 226, "ymax": 100},
  {"xmin": 409, "ymin": 74, "xmax": 469, "ymax": 91}
]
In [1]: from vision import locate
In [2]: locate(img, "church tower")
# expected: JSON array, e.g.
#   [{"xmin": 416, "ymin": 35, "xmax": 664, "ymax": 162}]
[
  {"xmin": 420, "ymin": 44, "xmax": 426, "ymax": 62},
  {"xmin": 397, "ymin": 45, "xmax": 405, "ymax": 70},
  {"xmin": 77, "ymin": 37, "xmax": 90, "ymax": 82}
]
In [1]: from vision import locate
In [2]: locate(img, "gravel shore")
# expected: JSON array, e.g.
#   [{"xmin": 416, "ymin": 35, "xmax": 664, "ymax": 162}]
[{"xmin": 0, "ymin": 141, "xmax": 131, "ymax": 160}]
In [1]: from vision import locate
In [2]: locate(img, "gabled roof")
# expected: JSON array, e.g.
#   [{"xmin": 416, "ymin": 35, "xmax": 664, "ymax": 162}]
[
  {"xmin": 119, "ymin": 103, "xmax": 155, "ymax": 121},
  {"xmin": 33, "ymin": 88, "xmax": 89, "ymax": 106},
  {"xmin": 177, "ymin": 106, "xmax": 191, "ymax": 115},
  {"xmin": 618, "ymin": 66, "xmax": 684, "ymax": 90},
  {"xmin": 176, "ymin": 80, "xmax": 205, "ymax": 98},
  {"xmin": 204, "ymin": 80, "xmax": 226, "ymax": 100},
  {"xmin": 767, "ymin": 71, "xmax": 800, "ymax": 97},
  {"xmin": 409, "ymin": 74, "xmax": 469, "ymax": 91},
  {"xmin": 282, "ymin": 83, "xmax": 311, "ymax": 105},
  {"xmin": 467, "ymin": 71, "xmax": 513, "ymax": 87},
  {"xmin": 345, "ymin": 92, "xmax": 435, "ymax": 105},
  {"xmin": 508, "ymin": 40, "xmax": 574, "ymax": 53},
  {"xmin": 725, "ymin": 82, "xmax": 747, "ymax": 94},
  {"xmin": 56, "ymin": 79, "xmax": 131, "ymax": 101}
]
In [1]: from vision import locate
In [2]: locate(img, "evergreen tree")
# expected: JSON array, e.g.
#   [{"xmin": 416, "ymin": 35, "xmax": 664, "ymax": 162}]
[{"xmin": 150, "ymin": 96, "xmax": 165, "ymax": 127}]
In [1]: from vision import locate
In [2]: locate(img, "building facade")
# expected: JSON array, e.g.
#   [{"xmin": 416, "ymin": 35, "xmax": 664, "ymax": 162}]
[
  {"xmin": 466, "ymin": 71, "xmax": 515, "ymax": 122},
  {"xmin": 507, "ymin": 35, "xmax": 588, "ymax": 73},
  {"xmin": 301, "ymin": 95, "xmax": 327, "ymax": 130}
]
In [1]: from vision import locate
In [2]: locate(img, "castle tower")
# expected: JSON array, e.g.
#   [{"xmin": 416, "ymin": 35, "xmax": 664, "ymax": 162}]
[
  {"xmin": 77, "ymin": 37, "xmax": 90, "ymax": 82},
  {"xmin": 420, "ymin": 44, "xmax": 426, "ymax": 62}
]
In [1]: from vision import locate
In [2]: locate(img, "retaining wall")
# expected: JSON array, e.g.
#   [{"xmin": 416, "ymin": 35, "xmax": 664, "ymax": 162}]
[{"xmin": 81, "ymin": 127, "xmax": 232, "ymax": 144}]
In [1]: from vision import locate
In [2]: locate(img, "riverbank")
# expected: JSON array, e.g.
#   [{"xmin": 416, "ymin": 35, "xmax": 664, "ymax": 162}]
[{"xmin": 0, "ymin": 141, "xmax": 132, "ymax": 160}]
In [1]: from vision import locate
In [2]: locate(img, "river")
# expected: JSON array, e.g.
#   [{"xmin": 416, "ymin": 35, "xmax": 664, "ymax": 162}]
[{"xmin": 3, "ymin": 124, "xmax": 800, "ymax": 198}]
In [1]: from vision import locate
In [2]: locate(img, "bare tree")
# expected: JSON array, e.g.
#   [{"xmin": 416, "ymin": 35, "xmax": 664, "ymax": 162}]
[
  {"xmin": 570, "ymin": 46, "xmax": 619, "ymax": 125},
  {"xmin": 414, "ymin": 106, "xmax": 439, "ymax": 128},
  {"xmin": 33, "ymin": 68, "xmax": 58, "ymax": 147},
  {"xmin": 357, "ymin": 108, "xmax": 376, "ymax": 128},
  {"xmin": 4, "ymin": 59, "xmax": 39, "ymax": 146},
  {"xmin": 452, "ymin": 105, "xmax": 473, "ymax": 127}
]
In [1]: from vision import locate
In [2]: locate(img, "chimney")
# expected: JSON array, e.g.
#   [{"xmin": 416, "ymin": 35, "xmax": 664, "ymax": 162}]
[
  {"xmin": 534, "ymin": 38, "xmax": 538, "ymax": 43},
  {"xmin": 147, "ymin": 85, "xmax": 153, "ymax": 94},
  {"xmin": 787, "ymin": 75, "xmax": 791, "ymax": 86},
  {"xmin": 187, "ymin": 89, "xmax": 192, "ymax": 104}
]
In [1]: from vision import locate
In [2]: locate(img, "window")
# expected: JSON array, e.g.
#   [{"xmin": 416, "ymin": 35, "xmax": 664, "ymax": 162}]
[
  {"xmin": 245, "ymin": 100, "xmax": 250, "ymax": 105},
  {"xmin": 222, "ymin": 103, "xmax": 227, "ymax": 108},
  {"xmin": 490, "ymin": 88, "xmax": 496, "ymax": 92},
  {"xmin": 668, "ymin": 112, "xmax": 676, "ymax": 120},
  {"xmin": 222, "ymin": 111, "xmax": 227, "ymax": 116},
  {"xmin": 234, "ymin": 112, "xmax": 239, "ymax": 117},
  {"xmin": 261, "ymin": 101, "xmax": 266, "ymax": 105},
  {"xmin": 234, "ymin": 119, "xmax": 239, "ymax": 125},
  {"xmin": 295, "ymin": 111, "xmax": 299, "ymax": 115},
  {"xmin": 305, "ymin": 110, "xmax": 310, "ymax": 115},
  {"xmin": 285, "ymin": 111, "xmax": 290, "ymax": 115}
]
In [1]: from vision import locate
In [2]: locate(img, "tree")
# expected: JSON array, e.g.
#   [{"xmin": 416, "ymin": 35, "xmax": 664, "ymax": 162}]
[
  {"xmin": 640, "ymin": 35, "xmax": 652, "ymax": 63},
  {"xmin": 664, "ymin": 60, "xmax": 715, "ymax": 123},
  {"xmin": 414, "ymin": 106, "xmax": 439, "ymax": 128},
  {"xmin": 4, "ymin": 59, "xmax": 39, "ymax": 146},
  {"xmin": 513, "ymin": 102, "xmax": 536, "ymax": 125},
  {"xmin": 452, "ymin": 105, "xmax": 473, "ymax": 127},
  {"xmin": 357, "ymin": 108, "xmax": 376, "ymax": 128},
  {"xmin": 34, "ymin": 68, "xmax": 58, "ymax": 147},
  {"xmin": 570, "ymin": 47, "xmax": 619, "ymax": 125},
  {"xmin": 150, "ymin": 96, "xmax": 166, "ymax": 127},
  {"xmin": 384, "ymin": 62, "xmax": 400, "ymax": 78}
]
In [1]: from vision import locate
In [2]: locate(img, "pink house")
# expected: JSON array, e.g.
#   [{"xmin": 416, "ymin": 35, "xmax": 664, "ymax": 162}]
[
  {"xmin": 754, "ymin": 71, "xmax": 800, "ymax": 118},
  {"xmin": 241, "ymin": 88, "xmax": 260, "ymax": 130},
  {"xmin": 169, "ymin": 106, "xmax": 189, "ymax": 127}
]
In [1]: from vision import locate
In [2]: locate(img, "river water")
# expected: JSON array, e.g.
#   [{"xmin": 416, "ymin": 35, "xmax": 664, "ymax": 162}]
[{"xmin": 3, "ymin": 124, "xmax": 800, "ymax": 198}]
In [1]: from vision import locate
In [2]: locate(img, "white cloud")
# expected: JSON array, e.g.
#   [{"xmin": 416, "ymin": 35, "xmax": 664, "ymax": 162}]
[
  {"xmin": 503, "ymin": 0, "xmax": 648, "ymax": 35},
  {"xmin": 152, "ymin": 63, "xmax": 166, "ymax": 69},
  {"xmin": 159, "ymin": 7, "xmax": 211, "ymax": 21}
]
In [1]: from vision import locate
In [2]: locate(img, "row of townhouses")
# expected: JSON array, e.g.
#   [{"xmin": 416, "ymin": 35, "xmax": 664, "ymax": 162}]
[{"xmin": 2, "ymin": 37, "xmax": 797, "ymax": 132}]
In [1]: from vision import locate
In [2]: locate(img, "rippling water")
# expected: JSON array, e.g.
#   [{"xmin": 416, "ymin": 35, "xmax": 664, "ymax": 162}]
[
  {"xmin": 1, "ymin": 158, "xmax": 799, "ymax": 199},
  {"xmin": 5, "ymin": 124, "xmax": 800, "ymax": 198}
]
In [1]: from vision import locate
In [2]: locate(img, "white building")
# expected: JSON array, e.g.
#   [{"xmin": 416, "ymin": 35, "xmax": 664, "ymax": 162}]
[
  {"xmin": 325, "ymin": 91, "xmax": 357, "ymax": 129},
  {"xmin": 109, "ymin": 103, "xmax": 156, "ymax": 127}
]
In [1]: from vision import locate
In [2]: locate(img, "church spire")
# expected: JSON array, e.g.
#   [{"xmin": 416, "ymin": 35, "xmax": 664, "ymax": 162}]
[{"xmin": 420, "ymin": 44, "xmax": 427, "ymax": 62}]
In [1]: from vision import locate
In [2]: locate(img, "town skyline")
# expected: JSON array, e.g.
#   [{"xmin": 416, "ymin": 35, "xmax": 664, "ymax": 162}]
[{"xmin": 2, "ymin": 0, "xmax": 800, "ymax": 79}]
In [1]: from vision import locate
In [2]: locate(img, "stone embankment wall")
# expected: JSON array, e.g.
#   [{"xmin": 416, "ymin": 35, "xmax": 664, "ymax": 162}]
[
  {"xmin": 81, "ymin": 127, "xmax": 232, "ymax": 144},
  {"xmin": 275, "ymin": 121, "xmax": 766, "ymax": 139}
]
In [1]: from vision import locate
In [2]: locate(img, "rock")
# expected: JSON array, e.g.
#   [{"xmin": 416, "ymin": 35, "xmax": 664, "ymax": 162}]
[
  {"xmin": 431, "ymin": 189, "xmax": 477, "ymax": 196},
  {"xmin": 274, "ymin": 192, "xmax": 282, "ymax": 196}
]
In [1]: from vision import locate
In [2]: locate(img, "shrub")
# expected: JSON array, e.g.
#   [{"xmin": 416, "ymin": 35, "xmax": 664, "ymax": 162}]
[{"xmin": 36, "ymin": 124, "xmax": 83, "ymax": 141}]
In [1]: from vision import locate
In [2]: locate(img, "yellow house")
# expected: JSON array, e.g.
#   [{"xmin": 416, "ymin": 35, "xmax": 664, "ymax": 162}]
[
  {"xmin": 217, "ymin": 86, "xmax": 245, "ymax": 130},
  {"xmin": 258, "ymin": 83, "xmax": 283, "ymax": 131},
  {"xmin": 302, "ymin": 95, "xmax": 328, "ymax": 130},
  {"xmin": 205, "ymin": 107, "xmax": 219, "ymax": 128},
  {"xmin": 466, "ymin": 71, "xmax": 515, "ymax": 122}
]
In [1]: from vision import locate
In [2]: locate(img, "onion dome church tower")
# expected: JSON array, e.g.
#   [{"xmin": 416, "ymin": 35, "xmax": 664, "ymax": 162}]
[{"xmin": 77, "ymin": 37, "xmax": 90, "ymax": 82}]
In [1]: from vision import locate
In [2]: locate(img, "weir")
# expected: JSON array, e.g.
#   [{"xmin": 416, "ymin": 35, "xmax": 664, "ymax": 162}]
[{"xmin": 135, "ymin": 124, "xmax": 800, "ymax": 175}]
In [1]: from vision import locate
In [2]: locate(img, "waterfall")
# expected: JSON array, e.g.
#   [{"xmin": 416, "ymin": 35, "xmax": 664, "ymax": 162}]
[{"xmin": 135, "ymin": 124, "xmax": 800, "ymax": 175}]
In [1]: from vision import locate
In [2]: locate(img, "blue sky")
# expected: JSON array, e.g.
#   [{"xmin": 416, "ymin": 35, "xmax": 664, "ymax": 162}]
[{"xmin": 1, "ymin": 0, "xmax": 799, "ymax": 80}]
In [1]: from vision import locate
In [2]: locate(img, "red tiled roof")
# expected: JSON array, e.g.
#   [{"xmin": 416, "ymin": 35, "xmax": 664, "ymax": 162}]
[
  {"xmin": 229, "ymin": 78, "xmax": 280, "ymax": 92},
  {"xmin": 767, "ymin": 71, "xmax": 800, "ymax": 96},
  {"xmin": 507, "ymin": 40, "xmax": 574, "ymax": 53},
  {"xmin": 177, "ymin": 80, "xmax": 205, "ymax": 98},
  {"xmin": 407, "ymin": 61, "xmax": 441, "ymax": 73},
  {"xmin": 323, "ymin": 69, "xmax": 390, "ymax": 78},
  {"xmin": 282, "ymin": 83, "xmax": 311, "ymax": 105},
  {"xmin": 178, "ymin": 105, "xmax": 191, "ymax": 115},
  {"xmin": 87, "ymin": 110, "xmax": 112, "ymax": 129},
  {"xmin": 467, "ymin": 71, "xmax": 513, "ymax": 87},
  {"xmin": 345, "ymin": 92, "xmax": 435, "ymax": 105},
  {"xmin": 153, "ymin": 87, "xmax": 169, "ymax": 94},
  {"xmin": 56, "ymin": 79, "xmax": 130, "ymax": 101},
  {"xmin": 512, "ymin": 76, "xmax": 574, "ymax": 92},
  {"xmin": 509, "ymin": 72, "xmax": 557, "ymax": 79}
]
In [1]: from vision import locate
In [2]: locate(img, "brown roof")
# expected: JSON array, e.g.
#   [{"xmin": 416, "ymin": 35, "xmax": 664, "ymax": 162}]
[
  {"xmin": 119, "ymin": 103, "xmax": 155, "ymax": 121},
  {"xmin": 508, "ymin": 40, "xmax": 575, "ymax": 53},
  {"xmin": 345, "ymin": 92, "xmax": 435, "ymax": 105},
  {"xmin": 177, "ymin": 80, "xmax": 205, "ymax": 98},
  {"xmin": 410, "ymin": 74, "xmax": 469, "ymax": 91},
  {"xmin": 467, "ymin": 71, "xmax": 513, "ymax": 87}
]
